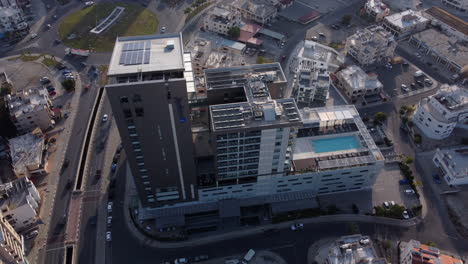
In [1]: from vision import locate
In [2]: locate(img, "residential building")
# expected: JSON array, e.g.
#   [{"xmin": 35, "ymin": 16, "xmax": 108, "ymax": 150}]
[
  {"xmin": 230, "ymin": 0, "xmax": 278, "ymax": 25},
  {"xmin": 0, "ymin": 0, "xmax": 19, "ymax": 8},
  {"xmin": 292, "ymin": 40, "xmax": 344, "ymax": 105},
  {"xmin": 5, "ymin": 87, "xmax": 55, "ymax": 135},
  {"xmin": 440, "ymin": 0, "xmax": 468, "ymax": 13},
  {"xmin": 364, "ymin": 0, "xmax": 390, "ymax": 22},
  {"xmin": 409, "ymin": 29, "xmax": 467, "ymax": 75},
  {"xmin": 187, "ymin": 39, "xmax": 212, "ymax": 76},
  {"xmin": 0, "ymin": 177, "xmax": 41, "ymax": 231},
  {"xmin": 433, "ymin": 146, "xmax": 468, "ymax": 186},
  {"xmin": 9, "ymin": 128, "xmax": 47, "ymax": 178},
  {"xmin": 105, "ymin": 34, "xmax": 197, "ymax": 208},
  {"xmin": 0, "ymin": 7, "xmax": 27, "ymax": 35},
  {"xmin": 327, "ymin": 234, "xmax": 387, "ymax": 264},
  {"xmin": 382, "ymin": 10, "xmax": 429, "ymax": 38},
  {"xmin": 0, "ymin": 211, "xmax": 27, "ymax": 264},
  {"xmin": 424, "ymin": 7, "xmax": 468, "ymax": 42},
  {"xmin": 345, "ymin": 25, "xmax": 396, "ymax": 66},
  {"xmin": 413, "ymin": 84, "xmax": 468, "ymax": 139},
  {"xmin": 400, "ymin": 240, "xmax": 462, "ymax": 264},
  {"xmin": 220, "ymin": 39, "xmax": 246, "ymax": 55},
  {"xmin": 203, "ymin": 5, "xmax": 241, "ymax": 36},
  {"xmin": 335, "ymin": 65, "xmax": 383, "ymax": 103}
]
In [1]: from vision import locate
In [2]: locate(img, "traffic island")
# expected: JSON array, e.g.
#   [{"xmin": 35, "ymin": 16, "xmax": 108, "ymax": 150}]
[{"xmin": 58, "ymin": 2, "xmax": 158, "ymax": 52}]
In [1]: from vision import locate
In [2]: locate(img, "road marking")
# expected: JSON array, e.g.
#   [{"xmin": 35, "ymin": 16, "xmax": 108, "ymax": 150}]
[{"xmin": 45, "ymin": 245, "xmax": 65, "ymax": 252}]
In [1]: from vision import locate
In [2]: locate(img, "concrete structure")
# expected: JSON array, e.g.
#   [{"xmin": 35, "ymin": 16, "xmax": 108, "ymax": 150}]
[
  {"xmin": 364, "ymin": 0, "xmax": 390, "ymax": 22},
  {"xmin": 0, "ymin": 7, "xmax": 26, "ymax": 35},
  {"xmin": 8, "ymin": 128, "xmax": 47, "ymax": 178},
  {"xmin": 220, "ymin": 39, "xmax": 246, "ymax": 55},
  {"xmin": 203, "ymin": 5, "xmax": 241, "ymax": 36},
  {"xmin": 413, "ymin": 84, "xmax": 468, "ymax": 139},
  {"xmin": 230, "ymin": 0, "xmax": 278, "ymax": 25},
  {"xmin": 327, "ymin": 234, "xmax": 387, "ymax": 264},
  {"xmin": 433, "ymin": 146, "xmax": 468, "ymax": 186},
  {"xmin": 188, "ymin": 39, "xmax": 212, "ymax": 76},
  {"xmin": 0, "ymin": 211, "xmax": 26, "ymax": 264},
  {"xmin": 105, "ymin": 34, "xmax": 197, "ymax": 208},
  {"xmin": 409, "ymin": 29, "xmax": 467, "ymax": 75},
  {"xmin": 292, "ymin": 40, "xmax": 344, "ymax": 106},
  {"xmin": 0, "ymin": 0, "xmax": 19, "ymax": 8},
  {"xmin": 400, "ymin": 240, "xmax": 462, "ymax": 264},
  {"xmin": 424, "ymin": 7, "xmax": 468, "ymax": 42},
  {"xmin": 5, "ymin": 88, "xmax": 55, "ymax": 135},
  {"xmin": 335, "ymin": 65, "xmax": 383, "ymax": 103},
  {"xmin": 0, "ymin": 177, "xmax": 41, "ymax": 231},
  {"xmin": 345, "ymin": 25, "xmax": 396, "ymax": 66},
  {"xmin": 382, "ymin": 10, "xmax": 429, "ymax": 39},
  {"xmin": 439, "ymin": 0, "xmax": 468, "ymax": 13}
]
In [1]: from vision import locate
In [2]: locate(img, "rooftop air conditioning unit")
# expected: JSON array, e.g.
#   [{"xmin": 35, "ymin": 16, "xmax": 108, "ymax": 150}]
[{"xmin": 166, "ymin": 40, "xmax": 175, "ymax": 50}]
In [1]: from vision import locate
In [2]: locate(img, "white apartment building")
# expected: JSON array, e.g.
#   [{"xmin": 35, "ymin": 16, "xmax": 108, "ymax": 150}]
[
  {"xmin": 424, "ymin": 7, "xmax": 468, "ymax": 42},
  {"xmin": 230, "ymin": 0, "xmax": 278, "ymax": 25},
  {"xmin": 0, "ymin": 212, "xmax": 26, "ymax": 264},
  {"xmin": 293, "ymin": 40, "xmax": 344, "ymax": 106},
  {"xmin": 5, "ymin": 88, "xmax": 55, "ymax": 135},
  {"xmin": 364, "ymin": 0, "xmax": 390, "ymax": 22},
  {"xmin": 335, "ymin": 65, "xmax": 383, "ymax": 103},
  {"xmin": 0, "ymin": 177, "xmax": 41, "ymax": 232},
  {"xmin": 440, "ymin": 0, "xmax": 468, "ymax": 12},
  {"xmin": 0, "ymin": 7, "xmax": 26, "ymax": 34},
  {"xmin": 327, "ymin": 235, "xmax": 387, "ymax": 264},
  {"xmin": 382, "ymin": 10, "xmax": 429, "ymax": 38},
  {"xmin": 400, "ymin": 240, "xmax": 462, "ymax": 264},
  {"xmin": 203, "ymin": 5, "xmax": 241, "ymax": 36},
  {"xmin": 433, "ymin": 146, "xmax": 468, "ymax": 186},
  {"xmin": 413, "ymin": 84, "xmax": 468, "ymax": 140},
  {"xmin": 9, "ymin": 128, "xmax": 47, "ymax": 178},
  {"xmin": 345, "ymin": 25, "xmax": 396, "ymax": 66}
]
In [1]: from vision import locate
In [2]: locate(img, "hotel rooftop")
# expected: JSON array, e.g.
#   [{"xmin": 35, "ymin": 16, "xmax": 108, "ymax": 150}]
[
  {"xmin": 293, "ymin": 105, "xmax": 384, "ymax": 171},
  {"xmin": 328, "ymin": 235, "xmax": 387, "ymax": 264}
]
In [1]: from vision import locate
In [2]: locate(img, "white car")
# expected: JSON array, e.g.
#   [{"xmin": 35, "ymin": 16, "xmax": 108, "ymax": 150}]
[
  {"xmin": 161, "ymin": 26, "xmax": 166, "ymax": 33},
  {"xmin": 85, "ymin": 1, "xmax": 94, "ymax": 6},
  {"xmin": 107, "ymin": 216, "xmax": 112, "ymax": 227},
  {"xmin": 106, "ymin": 231, "xmax": 112, "ymax": 242},
  {"xmin": 401, "ymin": 84, "xmax": 410, "ymax": 92},
  {"xmin": 46, "ymin": 24, "xmax": 51, "ymax": 29},
  {"xmin": 31, "ymin": 33, "xmax": 38, "ymax": 39},
  {"xmin": 383, "ymin": 201, "xmax": 390, "ymax": 208},
  {"xmin": 174, "ymin": 258, "xmax": 188, "ymax": 264},
  {"xmin": 102, "ymin": 114, "xmax": 109, "ymax": 123},
  {"xmin": 390, "ymin": 201, "xmax": 396, "ymax": 207},
  {"xmin": 404, "ymin": 189, "xmax": 415, "ymax": 195},
  {"xmin": 25, "ymin": 230, "xmax": 39, "ymax": 240},
  {"xmin": 290, "ymin": 223, "xmax": 304, "ymax": 231},
  {"xmin": 402, "ymin": 210, "xmax": 410, "ymax": 219},
  {"xmin": 107, "ymin": 201, "xmax": 113, "ymax": 213}
]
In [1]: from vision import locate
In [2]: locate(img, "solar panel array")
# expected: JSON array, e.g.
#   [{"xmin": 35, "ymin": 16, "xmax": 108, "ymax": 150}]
[{"xmin": 119, "ymin": 41, "xmax": 152, "ymax": 65}]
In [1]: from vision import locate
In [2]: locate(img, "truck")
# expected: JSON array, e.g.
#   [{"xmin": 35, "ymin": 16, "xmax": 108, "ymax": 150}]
[{"xmin": 65, "ymin": 48, "xmax": 90, "ymax": 57}]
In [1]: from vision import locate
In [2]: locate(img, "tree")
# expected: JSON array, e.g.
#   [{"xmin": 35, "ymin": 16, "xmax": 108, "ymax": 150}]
[
  {"xmin": 373, "ymin": 112, "xmax": 387, "ymax": 125},
  {"xmin": 348, "ymin": 222, "xmax": 360, "ymax": 234},
  {"xmin": 341, "ymin": 15, "xmax": 352, "ymax": 25},
  {"xmin": 184, "ymin": 7, "xmax": 192, "ymax": 14},
  {"xmin": 407, "ymin": 120, "xmax": 414, "ymax": 128},
  {"xmin": 0, "ymin": 83, "xmax": 12, "ymax": 96},
  {"xmin": 427, "ymin": 241, "xmax": 437, "ymax": 247},
  {"xmin": 404, "ymin": 156, "xmax": 414, "ymax": 164},
  {"xmin": 414, "ymin": 134, "xmax": 422, "ymax": 144},
  {"xmin": 227, "ymin": 26, "xmax": 240, "ymax": 39},
  {"xmin": 62, "ymin": 79, "xmax": 76, "ymax": 92},
  {"xmin": 401, "ymin": 116, "xmax": 409, "ymax": 124}
]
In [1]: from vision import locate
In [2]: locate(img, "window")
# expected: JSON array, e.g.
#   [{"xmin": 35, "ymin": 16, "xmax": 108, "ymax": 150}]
[
  {"xmin": 120, "ymin": 96, "xmax": 129, "ymax": 103},
  {"xmin": 133, "ymin": 94, "xmax": 142, "ymax": 103},
  {"xmin": 123, "ymin": 108, "xmax": 132, "ymax": 118},
  {"xmin": 135, "ymin": 107, "xmax": 144, "ymax": 117}
]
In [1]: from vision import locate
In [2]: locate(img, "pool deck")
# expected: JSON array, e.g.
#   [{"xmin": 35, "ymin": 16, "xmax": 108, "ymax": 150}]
[{"xmin": 293, "ymin": 132, "xmax": 362, "ymax": 160}]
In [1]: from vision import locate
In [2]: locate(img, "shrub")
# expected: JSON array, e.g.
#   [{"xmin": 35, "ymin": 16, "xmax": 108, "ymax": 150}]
[
  {"xmin": 373, "ymin": 112, "xmax": 387, "ymax": 124},
  {"xmin": 62, "ymin": 79, "xmax": 76, "ymax": 91},
  {"xmin": 404, "ymin": 157, "xmax": 413, "ymax": 164},
  {"xmin": 414, "ymin": 134, "xmax": 422, "ymax": 144},
  {"xmin": 341, "ymin": 14, "xmax": 352, "ymax": 25},
  {"xmin": 227, "ymin": 26, "xmax": 240, "ymax": 39}
]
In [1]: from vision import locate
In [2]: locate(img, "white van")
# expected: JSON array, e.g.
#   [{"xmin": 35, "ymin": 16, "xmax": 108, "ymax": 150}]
[
  {"xmin": 414, "ymin": 70, "xmax": 424, "ymax": 78},
  {"xmin": 243, "ymin": 249, "xmax": 256, "ymax": 263}
]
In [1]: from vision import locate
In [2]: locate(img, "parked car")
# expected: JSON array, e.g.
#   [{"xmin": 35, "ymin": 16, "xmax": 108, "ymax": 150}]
[
  {"xmin": 404, "ymin": 189, "xmax": 415, "ymax": 194},
  {"xmin": 416, "ymin": 80, "xmax": 424, "ymax": 87},
  {"xmin": 63, "ymin": 159, "xmax": 70, "ymax": 168},
  {"xmin": 106, "ymin": 231, "xmax": 112, "ymax": 242},
  {"xmin": 47, "ymin": 86, "xmax": 55, "ymax": 92},
  {"xmin": 107, "ymin": 216, "xmax": 112, "ymax": 227},
  {"xmin": 25, "ymin": 230, "xmax": 39, "ymax": 240},
  {"xmin": 410, "ymin": 83, "xmax": 416, "ymax": 89},
  {"xmin": 161, "ymin": 26, "xmax": 166, "ymax": 33},
  {"xmin": 399, "ymin": 179, "xmax": 409, "ymax": 185},
  {"xmin": 31, "ymin": 33, "xmax": 37, "ymax": 39},
  {"xmin": 62, "ymin": 70, "xmax": 72, "ymax": 75},
  {"xmin": 107, "ymin": 202, "xmax": 113, "ymax": 213},
  {"xmin": 174, "ymin": 258, "xmax": 188, "ymax": 264},
  {"xmin": 290, "ymin": 223, "xmax": 304, "ymax": 231},
  {"xmin": 40, "ymin": 76, "xmax": 49, "ymax": 83},
  {"xmin": 95, "ymin": 169, "xmax": 101, "ymax": 179},
  {"xmin": 46, "ymin": 24, "xmax": 51, "ymax": 29},
  {"xmin": 401, "ymin": 84, "xmax": 410, "ymax": 92},
  {"xmin": 383, "ymin": 201, "xmax": 390, "ymax": 208},
  {"xmin": 424, "ymin": 78, "xmax": 433, "ymax": 85},
  {"xmin": 48, "ymin": 91, "xmax": 56, "ymax": 96},
  {"xmin": 193, "ymin": 255, "xmax": 209, "ymax": 262},
  {"xmin": 102, "ymin": 114, "xmax": 108, "ymax": 122},
  {"xmin": 402, "ymin": 210, "xmax": 410, "ymax": 219},
  {"xmin": 111, "ymin": 163, "xmax": 117, "ymax": 173},
  {"xmin": 85, "ymin": 1, "xmax": 94, "ymax": 6},
  {"xmin": 390, "ymin": 201, "xmax": 396, "ymax": 207}
]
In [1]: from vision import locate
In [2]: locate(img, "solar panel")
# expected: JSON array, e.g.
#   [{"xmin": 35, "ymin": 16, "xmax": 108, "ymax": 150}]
[
  {"xmin": 122, "ymin": 43, "xmax": 130, "ymax": 51},
  {"xmin": 143, "ymin": 50, "xmax": 150, "ymax": 64},
  {"xmin": 145, "ymin": 41, "xmax": 151, "ymax": 50},
  {"xmin": 119, "ymin": 41, "xmax": 151, "ymax": 65},
  {"xmin": 119, "ymin": 52, "xmax": 126, "ymax": 64}
]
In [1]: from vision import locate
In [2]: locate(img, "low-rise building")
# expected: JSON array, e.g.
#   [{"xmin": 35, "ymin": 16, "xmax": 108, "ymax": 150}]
[
  {"xmin": 413, "ymin": 84, "xmax": 468, "ymax": 139},
  {"xmin": 0, "ymin": 7, "xmax": 27, "ymax": 35},
  {"xmin": 364, "ymin": 0, "xmax": 390, "ymax": 22},
  {"xmin": 0, "ymin": 177, "xmax": 41, "ymax": 231},
  {"xmin": 230, "ymin": 0, "xmax": 278, "ymax": 25},
  {"xmin": 400, "ymin": 240, "xmax": 462, "ymax": 264},
  {"xmin": 292, "ymin": 40, "xmax": 344, "ymax": 106},
  {"xmin": 9, "ymin": 128, "xmax": 47, "ymax": 178},
  {"xmin": 327, "ymin": 234, "xmax": 387, "ymax": 264},
  {"xmin": 345, "ymin": 25, "xmax": 396, "ymax": 66},
  {"xmin": 440, "ymin": 0, "xmax": 468, "ymax": 13},
  {"xmin": 433, "ymin": 146, "xmax": 468, "ymax": 186},
  {"xmin": 5, "ymin": 87, "xmax": 55, "ymax": 135},
  {"xmin": 203, "ymin": 5, "xmax": 242, "ymax": 36},
  {"xmin": 335, "ymin": 65, "xmax": 383, "ymax": 103},
  {"xmin": 382, "ymin": 10, "xmax": 429, "ymax": 39},
  {"xmin": 424, "ymin": 7, "xmax": 468, "ymax": 42},
  {"xmin": 0, "ymin": 211, "xmax": 27, "ymax": 264}
]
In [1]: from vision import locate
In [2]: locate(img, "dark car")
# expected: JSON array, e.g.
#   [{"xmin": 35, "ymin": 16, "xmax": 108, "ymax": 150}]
[
  {"xmin": 41, "ymin": 79, "xmax": 51, "ymax": 85},
  {"xmin": 399, "ymin": 179, "xmax": 409, "ymax": 185},
  {"xmin": 49, "ymin": 91, "xmax": 56, "ymax": 96},
  {"xmin": 192, "ymin": 255, "xmax": 209, "ymax": 262},
  {"xmin": 54, "ymin": 39, "xmax": 61, "ymax": 45},
  {"xmin": 410, "ymin": 83, "xmax": 416, "ymax": 89},
  {"xmin": 56, "ymin": 63, "xmax": 66, "ymax": 70},
  {"xmin": 63, "ymin": 159, "xmax": 70, "ymax": 168},
  {"xmin": 416, "ymin": 80, "xmax": 424, "ymax": 87},
  {"xmin": 95, "ymin": 169, "xmax": 102, "ymax": 179},
  {"xmin": 47, "ymin": 86, "xmax": 55, "ymax": 92},
  {"xmin": 65, "ymin": 180, "xmax": 73, "ymax": 189}
]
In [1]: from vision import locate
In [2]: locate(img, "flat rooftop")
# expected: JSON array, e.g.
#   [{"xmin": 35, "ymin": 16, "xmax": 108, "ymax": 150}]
[
  {"xmin": 433, "ymin": 84, "xmax": 468, "ymax": 111},
  {"xmin": 412, "ymin": 29, "xmax": 468, "ymax": 69},
  {"xmin": 5, "ymin": 88, "xmax": 50, "ymax": 119},
  {"xmin": 9, "ymin": 130, "xmax": 44, "ymax": 176},
  {"xmin": 337, "ymin": 65, "xmax": 383, "ymax": 91},
  {"xmin": 328, "ymin": 235, "xmax": 386, "ymax": 264},
  {"xmin": 108, "ymin": 33, "xmax": 185, "ymax": 76},
  {"xmin": 297, "ymin": 40, "xmax": 344, "ymax": 70},
  {"xmin": 384, "ymin": 10, "xmax": 428, "ymax": 29},
  {"xmin": 425, "ymin": 7, "xmax": 468, "ymax": 36},
  {"xmin": 435, "ymin": 146, "xmax": 468, "ymax": 180}
]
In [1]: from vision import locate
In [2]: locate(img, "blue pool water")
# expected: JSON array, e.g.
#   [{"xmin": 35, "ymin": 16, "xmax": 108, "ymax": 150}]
[{"xmin": 311, "ymin": 136, "xmax": 360, "ymax": 153}]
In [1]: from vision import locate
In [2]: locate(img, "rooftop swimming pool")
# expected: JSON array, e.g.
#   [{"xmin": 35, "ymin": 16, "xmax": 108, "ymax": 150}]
[{"xmin": 311, "ymin": 135, "xmax": 360, "ymax": 153}]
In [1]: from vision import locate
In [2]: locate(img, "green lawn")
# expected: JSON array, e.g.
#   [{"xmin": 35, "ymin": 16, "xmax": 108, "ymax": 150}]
[{"xmin": 59, "ymin": 3, "xmax": 158, "ymax": 52}]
